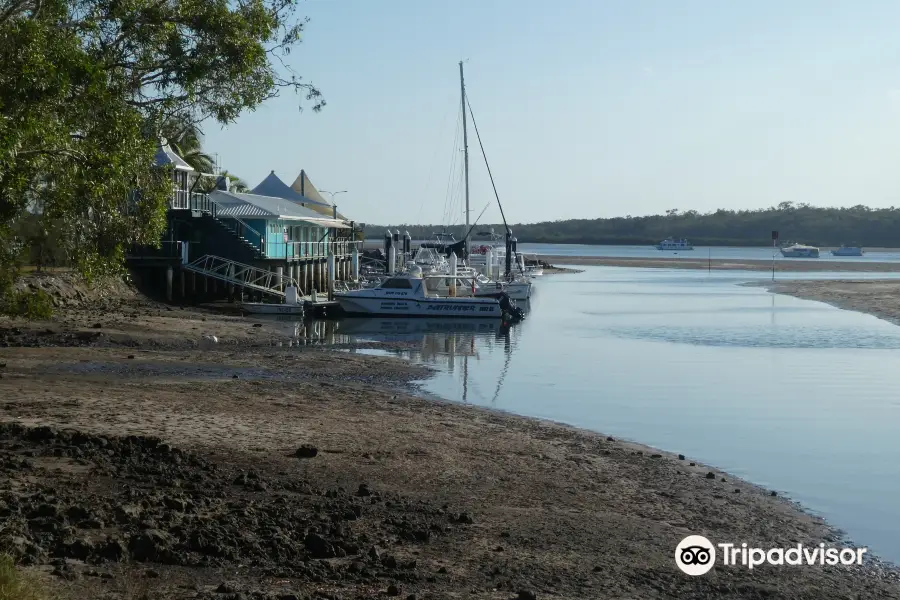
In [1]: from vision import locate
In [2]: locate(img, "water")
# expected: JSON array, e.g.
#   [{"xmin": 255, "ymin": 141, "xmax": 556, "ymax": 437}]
[
  {"xmin": 304, "ymin": 266, "xmax": 900, "ymax": 563},
  {"xmin": 516, "ymin": 242, "xmax": 900, "ymax": 263},
  {"xmin": 364, "ymin": 239, "xmax": 900, "ymax": 262}
]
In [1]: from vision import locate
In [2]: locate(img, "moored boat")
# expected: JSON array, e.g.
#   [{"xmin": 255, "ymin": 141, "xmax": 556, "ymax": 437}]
[
  {"xmin": 656, "ymin": 238, "xmax": 694, "ymax": 251},
  {"xmin": 334, "ymin": 270, "xmax": 524, "ymax": 320},
  {"xmin": 831, "ymin": 245, "xmax": 864, "ymax": 257},
  {"xmin": 780, "ymin": 243, "xmax": 820, "ymax": 258}
]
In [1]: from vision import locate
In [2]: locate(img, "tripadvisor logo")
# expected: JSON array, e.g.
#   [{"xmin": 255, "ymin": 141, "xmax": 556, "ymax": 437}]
[{"xmin": 675, "ymin": 535, "xmax": 867, "ymax": 575}]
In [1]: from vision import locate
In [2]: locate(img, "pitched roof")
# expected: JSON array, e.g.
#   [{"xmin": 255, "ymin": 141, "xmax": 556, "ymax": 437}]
[
  {"xmin": 154, "ymin": 141, "xmax": 194, "ymax": 171},
  {"xmin": 291, "ymin": 170, "xmax": 347, "ymax": 220},
  {"xmin": 209, "ymin": 190, "xmax": 349, "ymax": 228},
  {"xmin": 251, "ymin": 171, "xmax": 330, "ymax": 208}
]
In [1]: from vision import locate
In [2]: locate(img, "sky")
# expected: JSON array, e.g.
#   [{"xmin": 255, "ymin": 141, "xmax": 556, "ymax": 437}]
[{"xmin": 204, "ymin": 0, "xmax": 900, "ymax": 226}]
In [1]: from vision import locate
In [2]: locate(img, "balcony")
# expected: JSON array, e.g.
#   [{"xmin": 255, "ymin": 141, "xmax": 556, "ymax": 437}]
[{"xmin": 170, "ymin": 190, "xmax": 212, "ymax": 212}]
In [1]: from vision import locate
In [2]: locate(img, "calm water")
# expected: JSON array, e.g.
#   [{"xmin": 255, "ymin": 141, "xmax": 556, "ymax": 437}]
[
  {"xmin": 364, "ymin": 239, "xmax": 900, "ymax": 263},
  {"xmin": 275, "ymin": 267, "xmax": 900, "ymax": 562},
  {"xmin": 517, "ymin": 242, "xmax": 900, "ymax": 263}
]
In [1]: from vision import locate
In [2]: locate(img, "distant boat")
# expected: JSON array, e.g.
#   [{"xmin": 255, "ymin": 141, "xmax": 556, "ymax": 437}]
[
  {"xmin": 656, "ymin": 238, "xmax": 694, "ymax": 251},
  {"xmin": 831, "ymin": 245, "xmax": 864, "ymax": 257},
  {"xmin": 780, "ymin": 243, "xmax": 820, "ymax": 258}
]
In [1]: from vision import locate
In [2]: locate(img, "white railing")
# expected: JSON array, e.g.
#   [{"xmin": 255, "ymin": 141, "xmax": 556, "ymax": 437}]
[
  {"xmin": 283, "ymin": 240, "xmax": 362, "ymax": 259},
  {"xmin": 170, "ymin": 189, "xmax": 212, "ymax": 211},
  {"xmin": 182, "ymin": 255, "xmax": 302, "ymax": 297}
]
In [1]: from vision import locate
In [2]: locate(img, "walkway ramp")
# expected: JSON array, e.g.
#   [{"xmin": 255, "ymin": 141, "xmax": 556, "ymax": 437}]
[{"xmin": 182, "ymin": 255, "xmax": 301, "ymax": 298}]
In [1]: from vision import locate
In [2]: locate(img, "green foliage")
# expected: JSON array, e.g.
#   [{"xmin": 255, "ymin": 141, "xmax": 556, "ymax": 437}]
[
  {"xmin": 367, "ymin": 202, "xmax": 900, "ymax": 247},
  {"xmin": 0, "ymin": 0, "xmax": 323, "ymax": 281},
  {"xmin": 0, "ymin": 554, "xmax": 46, "ymax": 600},
  {"xmin": 1, "ymin": 288, "xmax": 54, "ymax": 319},
  {"xmin": 161, "ymin": 117, "xmax": 214, "ymax": 173}
]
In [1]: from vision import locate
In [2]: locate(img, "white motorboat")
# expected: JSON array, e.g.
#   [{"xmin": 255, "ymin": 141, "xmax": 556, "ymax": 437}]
[
  {"xmin": 831, "ymin": 245, "xmax": 864, "ymax": 257},
  {"xmin": 334, "ymin": 270, "xmax": 524, "ymax": 320},
  {"xmin": 780, "ymin": 243, "xmax": 819, "ymax": 258},
  {"xmin": 241, "ymin": 303, "xmax": 304, "ymax": 315},
  {"xmin": 656, "ymin": 238, "xmax": 694, "ymax": 251},
  {"xmin": 241, "ymin": 286, "xmax": 304, "ymax": 314},
  {"xmin": 471, "ymin": 275, "xmax": 532, "ymax": 301}
]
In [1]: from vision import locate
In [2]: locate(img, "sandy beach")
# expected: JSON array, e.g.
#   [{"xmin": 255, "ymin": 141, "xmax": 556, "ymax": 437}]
[
  {"xmin": 538, "ymin": 255, "xmax": 900, "ymax": 272},
  {"xmin": 763, "ymin": 280, "xmax": 900, "ymax": 327},
  {"xmin": 1, "ymin": 274, "xmax": 898, "ymax": 599}
]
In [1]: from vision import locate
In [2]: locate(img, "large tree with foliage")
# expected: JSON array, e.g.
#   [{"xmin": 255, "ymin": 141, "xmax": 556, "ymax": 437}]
[
  {"xmin": 160, "ymin": 118, "xmax": 215, "ymax": 174},
  {"xmin": 0, "ymin": 0, "xmax": 323, "ymax": 283}
]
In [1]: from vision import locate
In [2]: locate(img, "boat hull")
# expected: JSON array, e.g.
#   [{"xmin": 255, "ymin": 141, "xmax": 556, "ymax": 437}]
[
  {"xmin": 334, "ymin": 295, "xmax": 504, "ymax": 318},
  {"xmin": 780, "ymin": 250, "xmax": 819, "ymax": 258},
  {"xmin": 474, "ymin": 281, "xmax": 532, "ymax": 301},
  {"xmin": 241, "ymin": 303, "xmax": 304, "ymax": 315}
]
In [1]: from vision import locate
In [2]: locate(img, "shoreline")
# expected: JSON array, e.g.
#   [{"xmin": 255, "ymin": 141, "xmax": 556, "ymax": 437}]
[
  {"xmin": 539, "ymin": 254, "xmax": 900, "ymax": 272},
  {"xmin": 759, "ymin": 279, "xmax": 900, "ymax": 327},
  {"xmin": 1, "ymin": 276, "xmax": 898, "ymax": 598}
]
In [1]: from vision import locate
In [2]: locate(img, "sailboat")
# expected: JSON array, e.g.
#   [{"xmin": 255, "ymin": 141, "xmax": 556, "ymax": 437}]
[{"xmin": 454, "ymin": 62, "xmax": 533, "ymax": 300}]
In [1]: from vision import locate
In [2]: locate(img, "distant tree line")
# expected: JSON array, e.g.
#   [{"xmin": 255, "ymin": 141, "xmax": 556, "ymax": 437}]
[{"xmin": 364, "ymin": 202, "xmax": 900, "ymax": 247}]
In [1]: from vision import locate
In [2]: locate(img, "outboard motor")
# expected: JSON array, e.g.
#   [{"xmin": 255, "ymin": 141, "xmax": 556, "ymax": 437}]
[{"xmin": 497, "ymin": 292, "xmax": 525, "ymax": 322}]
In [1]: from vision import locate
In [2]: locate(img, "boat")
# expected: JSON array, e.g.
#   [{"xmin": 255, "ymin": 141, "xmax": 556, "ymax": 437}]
[
  {"xmin": 780, "ymin": 243, "xmax": 820, "ymax": 258},
  {"xmin": 240, "ymin": 285, "xmax": 304, "ymax": 314},
  {"xmin": 656, "ymin": 238, "xmax": 694, "ymax": 251},
  {"xmin": 522, "ymin": 253, "xmax": 544, "ymax": 277},
  {"xmin": 240, "ymin": 303, "xmax": 304, "ymax": 315},
  {"xmin": 831, "ymin": 245, "xmax": 864, "ymax": 257},
  {"xmin": 333, "ymin": 269, "xmax": 525, "ymax": 320}
]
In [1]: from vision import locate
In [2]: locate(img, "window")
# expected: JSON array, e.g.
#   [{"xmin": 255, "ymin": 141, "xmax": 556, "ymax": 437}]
[{"xmin": 381, "ymin": 278, "xmax": 413, "ymax": 289}]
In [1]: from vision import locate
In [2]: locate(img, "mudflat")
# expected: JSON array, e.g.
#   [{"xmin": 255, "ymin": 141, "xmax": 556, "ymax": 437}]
[
  {"xmin": 538, "ymin": 255, "xmax": 900, "ymax": 272},
  {"xmin": 765, "ymin": 280, "xmax": 900, "ymax": 326},
  {"xmin": 1, "ymin": 275, "xmax": 898, "ymax": 599}
]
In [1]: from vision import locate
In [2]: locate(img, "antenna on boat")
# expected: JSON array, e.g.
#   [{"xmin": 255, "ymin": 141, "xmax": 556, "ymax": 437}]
[{"xmin": 459, "ymin": 61, "xmax": 470, "ymax": 259}]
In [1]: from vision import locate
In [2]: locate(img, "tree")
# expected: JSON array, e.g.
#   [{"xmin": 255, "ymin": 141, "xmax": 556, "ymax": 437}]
[
  {"xmin": 220, "ymin": 171, "xmax": 250, "ymax": 193},
  {"xmin": 0, "ymin": 0, "xmax": 323, "ymax": 284},
  {"xmin": 161, "ymin": 118, "xmax": 215, "ymax": 174}
]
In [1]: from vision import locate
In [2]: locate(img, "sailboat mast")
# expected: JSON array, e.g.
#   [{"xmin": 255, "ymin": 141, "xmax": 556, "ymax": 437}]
[{"xmin": 459, "ymin": 61, "xmax": 470, "ymax": 257}]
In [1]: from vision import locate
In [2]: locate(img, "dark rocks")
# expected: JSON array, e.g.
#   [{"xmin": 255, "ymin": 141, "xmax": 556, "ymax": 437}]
[
  {"xmin": 771, "ymin": 490, "xmax": 778, "ymax": 496},
  {"xmin": 356, "ymin": 483, "xmax": 372, "ymax": 497},
  {"xmin": 454, "ymin": 512, "xmax": 474, "ymax": 524},
  {"xmin": 517, "ymin": 591, "xmax": 537, "ymax": 600},
  {"xmin": 294, "ymin": 445, "xmax": 318, "ymax": 458},
  {"xmin": 650, "ymin": 454, "xmax": 662, "ymax": 459},
  {"xmin": 606, "ymin": 436, "xmax": 614, "ymax": 441},
  {"xmin": 91, "ymin": 323, "xmax": 102, "ymax": 329},
  {"xmin": 97, "ymin": 537, "xmax": 127, "ymax": 562},
  {"xmin": 217, "ymin": 581, "xmax": 242, "ymax": 594},
  {"xmin": 128, "ymin": 529, "xmax": 173, "ymax": 561},
  {"xmin": 127, "ymin": 355, "xmax": 135, "ymax": 359},
  {"xmin": 734, "ymin": 489, "xmax": 741, "ymax": 493},
  {"xmin": 689, "ymin": 462, "xmax": 696, "ymax": 466},
  {"xmin": 678, "ymin": 454, "xmax": 685, "ymax": 460},
  {"xmin": 705, "ymin": 472, "xmax": 716, "ymax": 479},
  {"xmin": 387, "ymin": 584, "xmax": 401, "ymax": 597},
  {"xmin": 368, "ymin": 546, "xmax": 380, "ymax": 562},
  {"xmin": 304, "ymin": 532, "xmax": 335, "ymax": 559},
  {"xmin": 59, "ymin": 537, "xmax": 94, "ymax": 560}
]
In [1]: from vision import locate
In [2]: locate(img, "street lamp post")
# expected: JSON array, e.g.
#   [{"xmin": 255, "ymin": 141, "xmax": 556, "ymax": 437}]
[{"xmin": 319, "ymin": 189, "xmax": 347, "ymax": 219}]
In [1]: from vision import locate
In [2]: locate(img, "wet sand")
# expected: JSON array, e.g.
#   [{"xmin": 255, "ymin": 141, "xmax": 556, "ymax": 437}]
[
  {"xmin": 539, "ymin": 255, "xmax": 900, "ymax": 272},
  {"xmin": 1, "ymin": 278, "xmax": 899, "ymax": 598},
  {"xmin": 764, "ymin": 280, "xmax": 900, "ymax": 326}
]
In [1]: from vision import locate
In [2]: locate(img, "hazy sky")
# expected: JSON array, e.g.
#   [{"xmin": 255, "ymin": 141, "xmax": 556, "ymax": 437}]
[{"xmin": 204, "ymin": 0, "xmax": 900, "ymax": 226}]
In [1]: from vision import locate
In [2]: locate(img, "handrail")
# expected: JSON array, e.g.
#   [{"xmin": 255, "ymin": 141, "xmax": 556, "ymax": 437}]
[{"xmin": 207, "ymin": 197, "xmax": 264, "ymax": 240}]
